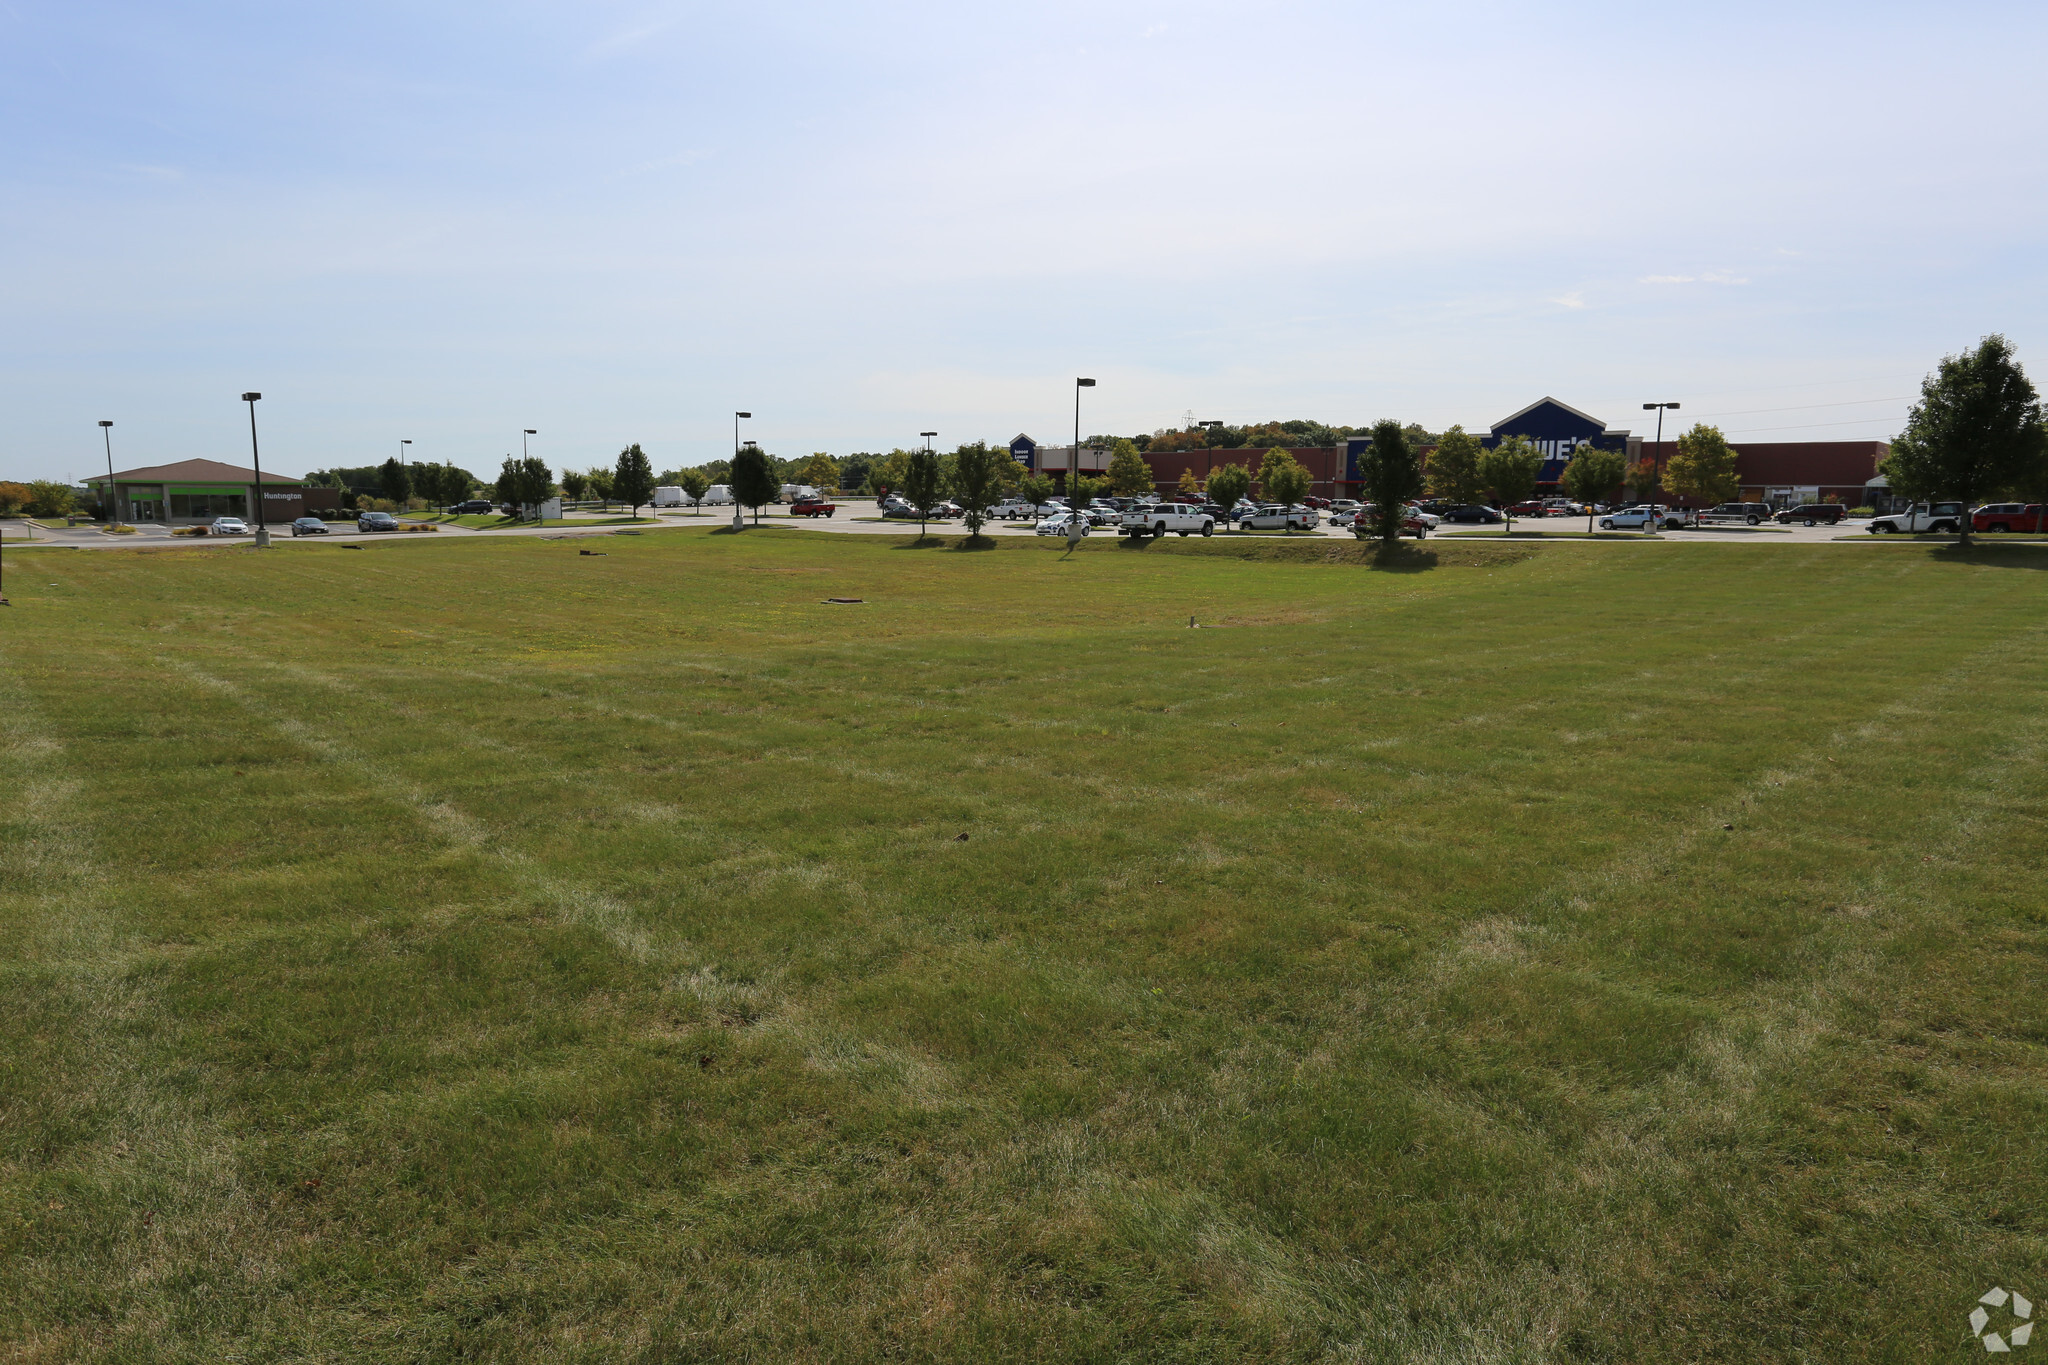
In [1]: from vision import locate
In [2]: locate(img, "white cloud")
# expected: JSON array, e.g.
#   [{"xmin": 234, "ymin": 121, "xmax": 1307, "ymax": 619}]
[
  {"xmin": 1551, "ymin": 291, "xmax": 1586, "ymax": 309},
  {"xmin": 1640, "ymin": 275, "xmax": 1695, "ymax": 284}
]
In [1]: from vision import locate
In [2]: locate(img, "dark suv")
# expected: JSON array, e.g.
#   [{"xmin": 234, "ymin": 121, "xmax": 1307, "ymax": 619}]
[
  {"xmin": 1774, "ymin": 504, "xmax": 1847, "ymax": 526},
  {"xmin": 450, "ymin": 499, "xmax": 494, "ymax": 515}
]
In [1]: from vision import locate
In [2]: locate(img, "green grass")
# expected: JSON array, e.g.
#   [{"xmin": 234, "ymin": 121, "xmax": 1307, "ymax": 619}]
[{"xmin": 4, "ymin": 528, "xmax": 2047, "ymax": 1361}]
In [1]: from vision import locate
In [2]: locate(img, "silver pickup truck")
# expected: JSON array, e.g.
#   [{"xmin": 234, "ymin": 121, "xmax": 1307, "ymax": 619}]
[{"xmin": 1121, "ymin": 503, "xmax": 1217, "ymax": 538}]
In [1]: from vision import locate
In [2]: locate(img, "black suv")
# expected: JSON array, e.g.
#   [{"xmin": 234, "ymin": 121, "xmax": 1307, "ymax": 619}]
[
  {"xmin": 450, "ymin": 499, "xmax": 494, "ymax": 514},
  {"xmin": 1774, "ymin": 503, "xmax": 1847, "ymax": 526},
  {"xmin": 1440, "ymin": 504, "xmax": 1504, "ymax": 524}
]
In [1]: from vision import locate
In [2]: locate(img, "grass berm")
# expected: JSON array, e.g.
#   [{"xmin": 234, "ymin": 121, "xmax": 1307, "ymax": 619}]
[{"xmin": 3, "ymin": 528, "xmax": 2045, "ymax": 1362}]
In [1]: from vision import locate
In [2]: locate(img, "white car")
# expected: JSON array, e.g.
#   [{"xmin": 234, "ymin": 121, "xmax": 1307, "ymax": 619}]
[
  {"xmin": 1599, "ymin": 504, "xmax": 1688, "ymax": 531},
  {"xmin": 1034, "ymin": 500, "xmax": 1072, "ymax": 517},
  {"xmin": 1034, "ymin": 511, "xmax": 1091, "ymax": 537},
  {"xmin": 209, "ymin": 517, "xmax": 250, "ymax": 535}
]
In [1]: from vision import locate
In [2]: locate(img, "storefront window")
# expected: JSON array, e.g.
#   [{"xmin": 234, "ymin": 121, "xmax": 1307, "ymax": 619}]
[{"xmin": 169, "ymin": 492, "xmax": 247, "ymax": 518}]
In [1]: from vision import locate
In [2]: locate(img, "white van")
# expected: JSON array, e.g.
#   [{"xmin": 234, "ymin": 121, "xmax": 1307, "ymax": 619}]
[
  {"xmin": 653, "ymin": 486, "xmax": 690, "ymax": 507},
  {"xmin": 778, "ymin": 484, "xmax": 820, "ymax": 504},
  {"xmin": 703, "ymin": 484, "xmax": 735, "ymax": 505}
]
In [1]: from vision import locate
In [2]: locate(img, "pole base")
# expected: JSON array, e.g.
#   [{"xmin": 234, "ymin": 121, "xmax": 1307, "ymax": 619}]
[{"xmin": 254, "ymin": 528, "xmax": 272, "ymax": 548}]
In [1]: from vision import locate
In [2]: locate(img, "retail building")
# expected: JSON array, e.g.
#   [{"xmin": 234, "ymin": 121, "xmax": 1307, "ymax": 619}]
[{"xmin": 83, "ymin": 459, "xmax": 338, "ymax": 526}]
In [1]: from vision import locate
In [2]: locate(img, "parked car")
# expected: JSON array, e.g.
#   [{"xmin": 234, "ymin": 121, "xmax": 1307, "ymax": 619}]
[
  {"xmin": 1972, "ymin": 503, "xmax": 2048, "ymax": 533},
  {"xmin": 1541, "ymin": 498, "xmax": 1581, "ymax": 515},
  {"xmin": 1439, "ymin": 504, "xmax": 1503, "ymax": 524},
  {"xmin": 1303, "ymin": 495, "xmax": 1333, "ymax": 509},
  {"xmin": 357, "ymin": 511, "xmax": 400, "ymax": 532},
  {"xmin": 1353, "ymin": 505, "xmax": 1430, "ymax": 538},
  {"xmin": 1238, "ymin": 504, "xmax": 1319, "ymax": 531},
  {"xmin": 1507, "ymin": 500, "xmax": 1547, "ymax": 517},
  {"xmin": 208, "ymin": 517, "xmax": 250, "ymax": 535},
  {"xmin": 991, "ymin": 498, "xmax": 1037, "ymax": 519},
  {"xmin": 880, "ymin": 505, "xmax": 925, "ymax": 520},
  {"xmin": 1327, "ymin": 499, "xmax": 1362, "ymax": 516},
  {"xmin": 789, "ymin": 498, "xmax": 837, "ymax": 518},
  {"xmin": 1121, "ymin": 503, "xmax": 1218, "ymax": 538},
  {"xmin": 450, "ymin": 499, "xmax": 495, "ymax": 515},
  {"xmin": 289, "ymin": 516, "xmax": 329, "ymax": 536},
  {"xmin": 1035, "ymin": 500, "xmax": 1071, "ymax": 517},
  {"xmin": 1774, "ymin": 503, "xmax": 1848, "ymax": 526},
  {"xmin": 1598, "ymin": 504, "xmax": 1692, "ymax": 531},
  {"xmin": 1867, "ymin": 502, "xmax": 1967, "ymax": 534},
  {"xmin": 1703, "ymin": 502, "xmax": 1771, "ymax": 525},
  {"xmin": 1035, "ymin": 511, "xmax": 1091, "ymax": 537}
]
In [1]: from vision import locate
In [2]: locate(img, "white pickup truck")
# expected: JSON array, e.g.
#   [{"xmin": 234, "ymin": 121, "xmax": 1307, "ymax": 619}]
[
  {"xmin": 1121, "ymin": 502, "xmax": 1217, "ymax": 538},
  {"xmin": 1867, "ymin": 501, "xmax": 1965, "ymax": 534}
]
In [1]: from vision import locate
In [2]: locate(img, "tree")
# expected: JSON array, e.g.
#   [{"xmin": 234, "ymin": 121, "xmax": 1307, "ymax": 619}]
[
  {"xmin": 0, "ymin": 482, "xmax": 29, "ymax": 516},
  {"xmin": 1019, "ymin": 473, "xmax": 1054, "ymax": 515},
  {"xmin": 795, "ymin": 452, "xmax": 839, "ymax": 491},
  {"xmin": 730, "ymin": 445, "xmax": 778, "ymax": 525},
  {"xmin": 515, "ymin": 457, "xmax": 553, "ymax": 519},
  {"xmin": 949, "ymin": 441, "xmax": 1004, "ymax": 539},
  {"xmin": 495, "ymin": 459, "xmax": 518, "ymax": 513},
  {"xmin": 1105, "ymin": 439, "xmax": 1155, "ymax": 496},
  {"xmin": 585, "ymin": 466, "xmax": 616, "ymax": 505},
  {"xmin": 614, "ymin": 443, "xmax": 657, "ymax": 518},
  {"xmin": 677, "ymin": 469, "xmax": 711, "ymax": 515},
  {"xmin": 435, "ymin": 463, "xmax": 472, "ymax": 510},
  {"xmin": 901, "ymin": 448, "xmax": 943, "ymax": 536},
  {"xmin": 1622, "ymin": 457, "xmax": 1660, "ymax": 504},
  {"xmin": 1207, "ymin": 461, "xmax": 1252, "ymax": 521},
  {"xmin": 22, "ymin": 481, "xmax": 75, "ymax": 518},
  {"xmin": 1560, "ymin": 445, "xmax": 1627, "ymax": 531},
  {"xmin": 560, "ymin": 470, "xmax": 589, "ymax": 503},
  {"xmin": 1072, "ymin": 474, "xmax": 1109, "ymax": 504},
  {"xmin": 1477, "ymin": 436, "xmax": 1542, "ymax": 530},
  {"xmin": 379, "ymin": 457, "xmax": 412, "ymax": 512},
  {"xmin": 1357, "ymin": 419, "xmax": 1425, "ymax": 543},
  {"xmin": 1427, "ymin": 425, "xmax": 1486, "ymax": 505},
  {"xmin": 1666, "ymin": 425, "xmax": 1742, "ymax": 505},
  {"xmin": 863, "ymin": 449, "xmax": 911, "ymax": 498},
  {"xmin": 1176, "ymin": 468, "xmax": 1202, "ymax": 498},
  {"xmin": 1260, "ymin": 451, "xmax": 1312, "ymax": 515},
  {"xmin": 1881, "ymin": 334, "xmax": 2045, "ymax": 546}
]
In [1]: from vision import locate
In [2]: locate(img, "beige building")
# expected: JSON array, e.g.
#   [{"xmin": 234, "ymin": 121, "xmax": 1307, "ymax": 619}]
[{"xmin": 84, "ymin": 459, "xmax": 335, "ymax": 527}]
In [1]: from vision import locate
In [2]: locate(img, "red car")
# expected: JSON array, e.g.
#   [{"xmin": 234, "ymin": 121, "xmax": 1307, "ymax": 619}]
[
  {"xmin": 789, "ymin": 499, "xmax": 837, "ymax": 518},
  {"xmin": 1508, "ymin": 500, "xmax": 1547, "ymax": 517},
  {"xmin": 1303, "ymin": 496, "xmax": 1333, "ymax": 509},
  {"xmin": 1972, "ymin": 503, "xmax": 2048, "ymax": 533}
]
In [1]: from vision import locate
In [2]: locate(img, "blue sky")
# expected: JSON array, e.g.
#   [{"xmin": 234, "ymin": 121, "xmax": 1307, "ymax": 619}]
[{"xmin": 5, "ymin": 0, "xmax": 2044, "ymax": 482}]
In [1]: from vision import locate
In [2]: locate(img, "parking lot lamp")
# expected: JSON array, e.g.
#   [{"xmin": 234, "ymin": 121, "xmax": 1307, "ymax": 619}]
[
  {"xmin": 1199, "ymin": 419, "xmax": 1224, "ymax": 480},
  {"xmin": 99, "ymin": 421, "xmax": 119, "ymax": 527},
  {"xmin": 1643, "ymin": 401, "xmax": 1680, "ymax": 531},
  {"xmin": 734, "ymin": 413, "xmax": 751, "ymax": 528},
  {"xmin": 1071, "ymin": 379, "xmax": 1096, "ymax": 542},
  {"xmin": 241, "ymin": 393, "xmax": 270, "ymax": 546}
]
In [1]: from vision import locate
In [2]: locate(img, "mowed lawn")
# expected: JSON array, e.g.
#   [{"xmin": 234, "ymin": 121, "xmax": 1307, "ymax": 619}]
[{"xmin": 3, "ymin": 530, "xmax": 2046, "ymax": 1363}]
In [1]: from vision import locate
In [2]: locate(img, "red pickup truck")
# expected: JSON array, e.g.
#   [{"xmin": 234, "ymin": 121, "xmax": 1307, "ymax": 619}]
[
  {"xmin": 1972, "ymin": 503, "xmax": 2048, "ymax": 533},
  {"xmin": 789, "ymin": 499, "xmax": 838, "ymax": 518}
]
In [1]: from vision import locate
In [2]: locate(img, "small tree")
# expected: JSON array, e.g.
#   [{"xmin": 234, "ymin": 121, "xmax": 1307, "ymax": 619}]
[
  {"xmin": 515, "ymin": 457, "xmax": 553, "ymax": 519},
  {"xmin": 796, "ymin": 452, "xmax": 839, "ymax": 491},
  {"xmin": 436, "ymin": 463, "xmax": 471, "ymax": 510},
  {"xmin": 1176, "ymin": 468, "xmax": 1202, "ymax": 499},
  {"xmin": 950, "ymin": 441, "xmax": 1004, "ymax": 539},
  {"xmin": 379, "ymin": 457, "xmax": 413, "ymax": 512},
  {"xmin": 560, "ymin": 470, "xmax": 589, "ymax": 503},
  {"xmin": 1624, "ymin": 457, "xmax": 1660, "ymax": 505},
  {"xmin": 730, "ymin": 445, "xmax": 778, "ymax": 525},
  {"xmin": 25, "ymin": 481, "xmax": 75, "ymax": 518},
  {"xmin": 1477, "ymin": 436, "xmax": 1542, "ymax": 530},
  {"xmin": 614, "ymin": 443, "xmax": 657, "ymax": 519},
  {"xmin": 1207, "ymin": 461, "xmax": 1252, "ymax": 523},
  {"xmin": 585, "ymin": 466, "xmax": 615, "ymax": 507},
  {"xmin": 1260, "ymin": 452, "xmax": 1312, "ymax": 517},
  {"xmin": 1666, "ymin": 424, "xmax": 1742, "ymax": 506},
  {"xmin": 1357, "ymin": 419, "xmax": 1425, "ymax": 543},
  {"xmin": 1881, "ymin": 334, "xmax": 2045, "ymax": 546},
  {"xmin": 677, "ymin": 469, "xmax": 711, "ymax": 514},
  {"xmin": 1560, "ymin": 446, "xmax": 1627, "ymax": 531},
  {"xmin": 495, "ymin": 459, "xmax": 518, "ymax": 513},
  {"xmin": 1019, "ymin": 473, "xmax": 1053, "ymax": 515},
  {"xmin": 863, "ymin": 449, "xmax": 912, "ymax": 498},
  {"xmin": 902, "ymin": 448, "xmax": 944, "ymax": 536},
  {"xmin": 1105, "ymin": 439, "xmax": 1156, "ymax": 497},
  {"xmin": 0, "ymin": 481, "xmax": 29, "ymax": 516},
  {"xmin": 1427, "ymin": 425, "xmax": 1486, "ymax": 505}
]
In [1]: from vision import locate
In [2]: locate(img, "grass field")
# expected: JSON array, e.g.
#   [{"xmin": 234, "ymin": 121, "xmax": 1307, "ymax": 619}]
[{"xmin": 4, "ymin": 529, "xmax": 2046, "ymax": 1362}]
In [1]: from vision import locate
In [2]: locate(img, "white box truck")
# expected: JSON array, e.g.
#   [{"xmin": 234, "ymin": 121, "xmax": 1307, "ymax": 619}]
[
  {"xmin": 703, "ymin": 484, "xmax": 734, "ymax": 506},
  {"xmin": 653, "ymin": 486, "xmax": 689, "ymax": 507}
]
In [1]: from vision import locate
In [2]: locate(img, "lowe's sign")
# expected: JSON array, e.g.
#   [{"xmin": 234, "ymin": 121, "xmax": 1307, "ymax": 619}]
[{"xmin": 1344, "ymin": 397, "xmax": 1634, "ymax": 485}]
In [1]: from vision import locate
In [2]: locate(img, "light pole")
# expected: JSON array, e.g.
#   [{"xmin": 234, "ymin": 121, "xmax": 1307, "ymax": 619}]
[
  {"xmin": 1071, "ymin": 378, "xmax": 1096, "ymax": 542},
  {"xmin": 1199, "ymin": 419, "xmax": 1224, "ymax": 484},
  {"xmin": 99, "ymin": 421, "xmax": 119, "ymax": 527},
  {"xmin": 241, "ymin": 392, "xmax": 270, "ymax": 546},
  {"xmin": 1643, "ymin": 401, "xmax": 1680, "ymax": 532},
  {"xmin": 734, "ymin": 412, "xmax": 751, "ymax": 529}
]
